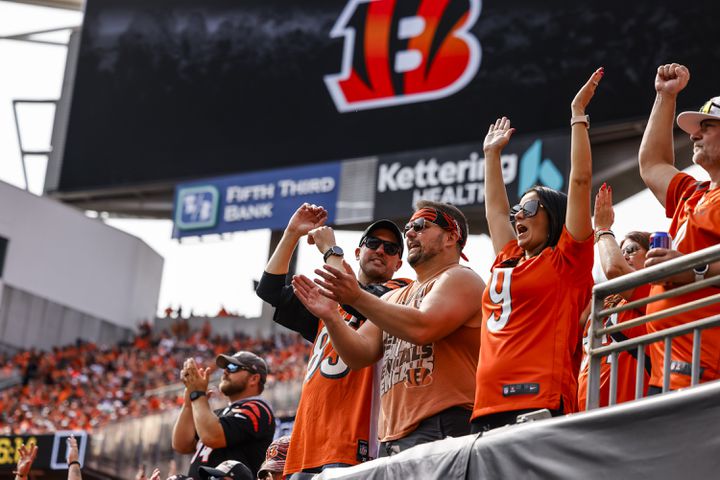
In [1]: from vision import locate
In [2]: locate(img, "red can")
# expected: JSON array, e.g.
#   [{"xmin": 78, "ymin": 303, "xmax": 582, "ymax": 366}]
[{"xmin": 650, "ymin": 232, "xmax": 672, "ymax": 249}]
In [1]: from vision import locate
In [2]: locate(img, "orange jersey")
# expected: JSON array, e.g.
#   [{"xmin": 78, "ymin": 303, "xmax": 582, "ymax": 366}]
[
  {"xmin": 380, "ymin": 265, "xmax": 480, "ymax": 442},
  {"xmin": 283, "ymin": 278, "xmax": 409, "ymax": 475},
  {"xmin": 473, "ymin": 227, "xmax": 593, "ymax": 419},
  {"xmin": 646, "ymin": 173, "xmax": 720, "ymax": 389},
  {"xmin": 577, "ymin": 284, "xmax": 651, "ymax": 410}
]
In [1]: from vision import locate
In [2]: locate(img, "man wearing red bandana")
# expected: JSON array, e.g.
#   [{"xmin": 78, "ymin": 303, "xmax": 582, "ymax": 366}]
[{"xmin": 292, "ymin": 201, "xmax": 484, "ymax": 456}]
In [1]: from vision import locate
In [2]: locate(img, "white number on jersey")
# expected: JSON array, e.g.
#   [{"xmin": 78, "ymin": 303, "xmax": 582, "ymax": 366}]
[{"xmin": 486, "ymin": 268, "xmax": 513, "ymax": 333}]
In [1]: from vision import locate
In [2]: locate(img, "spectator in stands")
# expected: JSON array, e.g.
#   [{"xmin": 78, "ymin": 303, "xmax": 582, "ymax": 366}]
[
  {"xmin": 577, "ymin": 183, "xmax": 652, "ymax": 409},
  {"xmin": 172, "ymin": 351, "xmax": 276, "ymax": 478},
  {"xmin": 256, "ymin": 203, "xmax": 409, "ymax": 477},
  {"xmin": 638, "ymin": 63, "xmax": 720, "ymax": 392},
  {"xmin": 292, "ymin": 201, "xmax": 484, "ymax": 456},
  {"xmin": 13, "ymin": 441, "xmax": 37, "ymax": 480},
  {"xmin": 257, "ymin": 436, "xmax": 291, "ymax": 480},
  {"xmin": 198, "ymin": 460, "xmax": 253, "ymax": 480},
  {"xmin": 470, "ymin": 69, "xmax": 602, "ymax": 431},
  {"xmin": 1, "ymin": 326, "xmax": 309, "ymax": 435}
]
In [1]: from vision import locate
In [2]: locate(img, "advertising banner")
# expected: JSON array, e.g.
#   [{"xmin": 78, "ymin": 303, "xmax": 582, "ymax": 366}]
[
  {"xmin": 374, "ymin": 134, "xmax": 570, "ymax": 220},
  {"xmin": 0, "ymin": 432, "xmax": 88, "ymax": 471},
  {"xmin": 172, "ymin": 163, "xmax": 341, "ymax": 238},
  {"xmin": 53, "ymin": 0, "xmax": 720, "ymax": 194}
]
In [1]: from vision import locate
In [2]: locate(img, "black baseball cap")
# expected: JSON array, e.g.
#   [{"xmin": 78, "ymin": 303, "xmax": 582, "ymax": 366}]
[
  {"xmin": 198, "ymin": 460, "xmax": 253, "ymax": 480},
  {"xmin": 216, "ymin": 351, "xmax": 268, "ymax": 385},
  {"xmin": 358, "ymin": 219, "xmax": 404, "ymax": 256}
]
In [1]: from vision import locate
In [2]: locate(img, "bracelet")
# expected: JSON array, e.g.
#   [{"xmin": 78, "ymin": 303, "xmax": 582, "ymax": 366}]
[
  {"xmin": 68, "ymin": 461, "xmax": 81, "ymax": 468},
  {"xmin": 12, "ymin": 471, "xmax": 27, "ymax": 478},
  {"xmin": 594, "ymin": 229, "xmax": 615, "ymax": 244}
]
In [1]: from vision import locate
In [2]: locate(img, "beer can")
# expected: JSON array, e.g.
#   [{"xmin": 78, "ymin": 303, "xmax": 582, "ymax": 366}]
[{"xmin": 649, "ymin": 232, "xmax": 672, "ymax": 249}]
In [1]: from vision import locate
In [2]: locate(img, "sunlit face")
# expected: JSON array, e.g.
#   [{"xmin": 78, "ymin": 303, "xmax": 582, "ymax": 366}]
[
  {"xmin": 690, "ymin": 120, "xmax": 720, "ymax": 168},
  {"xmin": 219, "ymin": 367, "xmax": 252, "ymax": 397},
  {"xmin": 513, "ymin": 191, "xmax": 550, "ymax": 257},
  {"xmin": 356, "ymin": 228, "xmax": 402, "ymax": 284},
  {"xmin": 403, "ymin": 218, "xmax": 447, "ymax": 267},
  {"xmin": 620, "ymin": 238, "xmax": 647, "ymax": 271}
]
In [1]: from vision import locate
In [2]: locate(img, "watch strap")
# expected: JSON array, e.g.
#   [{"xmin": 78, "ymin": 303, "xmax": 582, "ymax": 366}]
[
  {"xmin": 323, "ymin": 246, "xmax": 344, "ymax": 262},
  {"xmin": 694, "ymin": 264, "xmax": 709, "ymax": 282},
  {"xmin": 190, "ymin": 390, "xmax": 207, "ymax": 401},
  {"xmin": 570, "ymin": 114, "xmax": 590, "ymax": 128}
]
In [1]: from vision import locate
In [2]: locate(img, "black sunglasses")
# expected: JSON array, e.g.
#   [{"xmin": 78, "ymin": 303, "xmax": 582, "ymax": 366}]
[
  {"xmin": 403, "ymin": 217, "xmax": 434, "ymax": 237},
  {"xmin": 362, "ymin": 236, "xmax": 401, "ymax": 256},
  {"xmin": 509, "ymin": 199, "xmax": 543, "ymax": 221}
]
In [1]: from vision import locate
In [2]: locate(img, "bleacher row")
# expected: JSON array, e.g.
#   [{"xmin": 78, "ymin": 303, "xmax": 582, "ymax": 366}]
[{"xmin": 0, "ymin": 320, "xmax": 309, "ymax": 434}]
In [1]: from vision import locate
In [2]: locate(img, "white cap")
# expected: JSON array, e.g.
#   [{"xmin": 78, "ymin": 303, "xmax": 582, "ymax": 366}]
[{"xmin": 677, "ymin": 96, "xmax": 720, "ymax": 134}]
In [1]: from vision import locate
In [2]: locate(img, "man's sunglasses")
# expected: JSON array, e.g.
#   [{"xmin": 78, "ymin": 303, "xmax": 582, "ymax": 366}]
[
  {"xmin": 509, "ymin": 199, "xmax": 543, "ymax": 221},
  {"xmin": 403, "ymin": 217, "xmax": 434, "ymax": 237},
  {"xmin": 362, "ymin": 236, "xmax": 401, "ymax": 256},
  {"xmin": 225, "ymin": 363, "xmax": 253, "ymax": 374}
]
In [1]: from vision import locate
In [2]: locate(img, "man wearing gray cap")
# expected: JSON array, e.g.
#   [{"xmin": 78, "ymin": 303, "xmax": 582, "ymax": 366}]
[
  {"xmin": 172, "ymin": 351, "xmax": 276, "ymax": 479},
  {"xmin": 638, "ymin": 63, "xmax": 720, "ymax": 393}
]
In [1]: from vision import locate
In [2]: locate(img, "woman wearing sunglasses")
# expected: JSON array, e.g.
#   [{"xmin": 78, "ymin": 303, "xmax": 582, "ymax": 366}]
[
  {"xmin": 577, "ymin": 183, "xmax": 651, "ymax": 409},
  {"xmin": 470, "ymin": 68, "xmax": 603, "ymax": 432}
]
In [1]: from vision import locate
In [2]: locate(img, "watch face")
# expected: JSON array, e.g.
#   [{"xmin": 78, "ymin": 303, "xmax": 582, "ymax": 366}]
[{"xmin": 190, "ymin": 391, "xmax": 205, "ymax": 401}]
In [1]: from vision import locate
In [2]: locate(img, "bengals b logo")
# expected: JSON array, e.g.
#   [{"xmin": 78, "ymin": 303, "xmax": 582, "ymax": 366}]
[{"xmin": 325, "ymin": 0, "xmax": 482, "ymax": 112}]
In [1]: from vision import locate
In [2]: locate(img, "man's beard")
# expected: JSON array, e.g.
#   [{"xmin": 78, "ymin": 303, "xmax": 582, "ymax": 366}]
[{"xmin": 220, "ymin": 377, "xmax": 247, "ymax": 397}]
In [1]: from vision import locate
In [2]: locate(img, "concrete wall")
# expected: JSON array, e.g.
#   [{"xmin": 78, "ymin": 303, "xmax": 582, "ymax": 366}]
[{"xmin": 0, "ymin": 181, "xmax": 163, "ymax": 335}]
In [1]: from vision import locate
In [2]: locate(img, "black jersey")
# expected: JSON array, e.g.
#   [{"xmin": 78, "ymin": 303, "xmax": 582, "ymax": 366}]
[{"xmin": 188, "ymin": 397, "xmax": 275, "ymax": 478}]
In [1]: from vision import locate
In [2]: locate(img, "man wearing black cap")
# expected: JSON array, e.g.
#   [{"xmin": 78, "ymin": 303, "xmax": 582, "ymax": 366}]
[
  {"xmin": 638, "ymin": 63, "xmax": 720, "ymax": 392},
  {"xmin": 172, "ymin": 351, "xmax": 276, "ymax": 478},
  {"xmin": 256, "ymin": 203, "xmax": 409, "ymax": 479},
  {"xmin": 198, "ymin": 460, "xmax": 254, "ymax": 480}
]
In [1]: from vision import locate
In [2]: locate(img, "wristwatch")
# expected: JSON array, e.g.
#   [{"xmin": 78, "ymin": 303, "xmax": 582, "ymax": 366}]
[
  {"xmin": 323, "ymin": 246, "xmax": 344, "ymax": 262},
  {"xmin": 694, "ymin": 264, "xmax": 709, "ymax": 282},
  {"xmin": 189, "ymin": 390, "xmax": 207, "ymax": 401},
  {"xmin": 570, "ymin": 114, "xmax": 590, "ymax": 128}
]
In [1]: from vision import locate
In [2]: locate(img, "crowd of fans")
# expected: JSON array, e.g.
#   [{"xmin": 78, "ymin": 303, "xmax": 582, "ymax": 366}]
[{"xmin": 0, "ymin": 320, "xmax": 309, "ymax": 434}]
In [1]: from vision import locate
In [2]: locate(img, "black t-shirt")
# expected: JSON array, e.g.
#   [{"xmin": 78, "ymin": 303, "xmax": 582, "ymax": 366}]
[{"xmin": 187, "ymin": 397, "xmax": 275, "ymax": 478}]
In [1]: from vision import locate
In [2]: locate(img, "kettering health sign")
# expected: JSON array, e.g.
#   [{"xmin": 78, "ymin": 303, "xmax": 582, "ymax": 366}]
[{"xmin": 172, "ymin": 163, "xmax": 341, "ymax": 238}]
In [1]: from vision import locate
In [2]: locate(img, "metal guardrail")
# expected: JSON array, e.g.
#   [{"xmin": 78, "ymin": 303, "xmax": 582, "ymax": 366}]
[{"xmin": 586, "ymin": 243, "xmax": 720, "ymax": 410}]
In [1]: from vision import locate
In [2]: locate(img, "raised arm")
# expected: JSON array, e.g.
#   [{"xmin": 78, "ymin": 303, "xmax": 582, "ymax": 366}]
[
  {"xmin": 566, "ymin": 68, "xmax": 603, "ymax": 241},
  {"xmin": 594, "ymin": 183, "xmax": 638, "ymax": 299},
  {"xmin": 483, "ymin": 117, "xmax": 517, "ymax": 255},
  {"xmin": 264, "ymin": 203, "xmax": 327, "ymax": 275},
  {"xmin": 638, "ymin": 64, "xmax": 687, "ymax": 206},
  {"xmin": 292, "ymin": 274, "xmax": 382, "ymax": 369},
  {"xmin": 314, "ymin": 262, "xmax": 484, "ymax": 345}
]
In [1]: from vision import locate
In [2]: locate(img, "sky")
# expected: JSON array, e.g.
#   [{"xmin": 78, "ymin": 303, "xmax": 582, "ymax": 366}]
[{"xmin": 0, "ymin": 1, "xmax": 709, "ymax": 319}]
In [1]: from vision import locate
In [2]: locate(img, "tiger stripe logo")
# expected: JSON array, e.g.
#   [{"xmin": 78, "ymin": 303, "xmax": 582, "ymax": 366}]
[{"xmin": 325, "ymin": 0, "xmax": 482, "ymax": 112}]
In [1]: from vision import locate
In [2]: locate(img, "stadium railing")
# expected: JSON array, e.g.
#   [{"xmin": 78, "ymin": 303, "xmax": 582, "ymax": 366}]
[{"xmin": 586, "ymin": 243, "xmax": 720, "ymax": 409}]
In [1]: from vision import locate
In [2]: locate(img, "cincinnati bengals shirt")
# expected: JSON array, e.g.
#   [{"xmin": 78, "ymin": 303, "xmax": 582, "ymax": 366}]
[
  {"xmin": 473, "ymin": 227, "xmax": 593, "ymax": 420},
  {"xmin": 379, "ymin": 265, "xmax": 480, "ymax": 442},
  {"xmin": 256, "ymin": 273, "xmax": 409, "ymax": 475},
  {"xmin": 188, "ymin": 396, "xmax": 275, "ymax": 478},
  {"xmin": 577, "ymin": 284, "xmax": 651, "ymax": 410},
  {"xmin": 646, "ymin": 173, "xmax": 720, "ymax": 389}
]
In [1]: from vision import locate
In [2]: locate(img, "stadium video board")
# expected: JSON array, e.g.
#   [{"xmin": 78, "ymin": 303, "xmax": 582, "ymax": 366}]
[{"xmin": 51, "ymin": 0, "xmax": 720, "ymax": 194}]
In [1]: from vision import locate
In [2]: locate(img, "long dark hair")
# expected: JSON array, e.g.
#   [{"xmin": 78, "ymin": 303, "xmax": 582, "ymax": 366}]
[{"xmin": 525, "ymin": 186, "xmax": 567, "ymax": 249}]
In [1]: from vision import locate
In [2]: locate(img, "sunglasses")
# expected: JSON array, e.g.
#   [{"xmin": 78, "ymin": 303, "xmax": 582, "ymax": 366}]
[
  {"xmin": 362, "ymin": 236, "xmax": 401, "ymax": 256},
  {"xmin": 509, "ymin": 199, "xmax": 543, "ymax": 221},
  {"xmin": 621, "ymin": 244, "xmax": 643, "ymax": 256},
  {"xmin": 403, "ymin": 217, "xmax": 435, "ymax": 237},
  {"xmin": 225, "ymin": 363, "xmax": 253, "ymax": 374}
]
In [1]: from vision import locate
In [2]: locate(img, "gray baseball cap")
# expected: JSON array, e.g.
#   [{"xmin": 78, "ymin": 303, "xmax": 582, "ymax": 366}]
[{"xmin": 216, "ymin": 351, "xmax": 268, "ymax": 385}]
